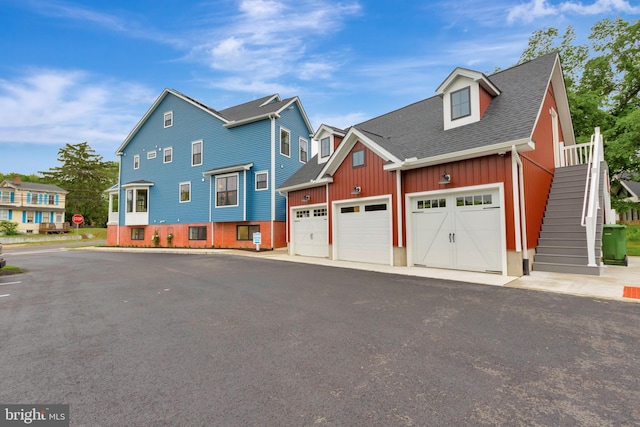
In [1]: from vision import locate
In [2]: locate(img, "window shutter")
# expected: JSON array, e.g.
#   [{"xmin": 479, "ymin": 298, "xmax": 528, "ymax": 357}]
[
  {"xmin": 8, "ymin": 210, "xmax": 12, "ymax": 220},
  {"xmin": 10, "ymin": 192, "xmax": 14, "ymax": 202},
  {"xmin": 56, "ymin": 194, "xmax": 59, "ymax": 205},
  {"xmin": 22, "ymin": 211, "xmax": 26, "ymax": 223},
  {"xmin": 27, "ymin": 193, "xmax": 31, "ymax": 204}
]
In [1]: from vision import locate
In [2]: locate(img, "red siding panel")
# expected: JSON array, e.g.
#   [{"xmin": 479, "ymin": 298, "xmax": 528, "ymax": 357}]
[
  {"xmin": 329, "ymin": 141, "xmax": 398, "ymax": 245},
  {"xmin": 521, "ymin": 81, "xmax": 559, "ymax": 248}
]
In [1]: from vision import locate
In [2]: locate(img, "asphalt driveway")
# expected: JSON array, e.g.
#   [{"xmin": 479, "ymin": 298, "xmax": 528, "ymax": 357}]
[{"xmin": 1, "ymin": 248, "xmax": 639, "ymax": 426}]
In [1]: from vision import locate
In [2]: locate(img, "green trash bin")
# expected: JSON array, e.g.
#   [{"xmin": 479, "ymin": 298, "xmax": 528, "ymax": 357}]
[{"xmin": 602, "ymin": 224, "xmax": 628, "ymax": 266}]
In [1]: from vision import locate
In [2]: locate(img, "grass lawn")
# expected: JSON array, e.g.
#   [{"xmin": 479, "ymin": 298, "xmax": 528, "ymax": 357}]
[{"xmin": 626, "ymin": 223, "xmax": 640, "ymax": 257}]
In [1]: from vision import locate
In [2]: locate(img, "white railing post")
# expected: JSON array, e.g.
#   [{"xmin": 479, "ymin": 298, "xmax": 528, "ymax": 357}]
[{"xmin": 581, "ymin": 127, "xmax": 602, "ymax": 267}]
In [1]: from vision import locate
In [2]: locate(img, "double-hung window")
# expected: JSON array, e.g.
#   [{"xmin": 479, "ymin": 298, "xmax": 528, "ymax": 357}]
[
  {"xmin": 164, "ymin": 147, "xmax": 173, "ymax": 163},
  {"xmin": 134, "ymin": 155, "xmax": 140, "ymax": 170},
  {"xmin": 216, "ymin": 174, "xmax": 238, "ymax": 207},
  {"xmin": 280, "ymin": 128, "xmax": 290, "ymax": 157},
  {"xmin": 255, "ymin": 171, "xmax": 268, "ymax": 190},
  {"xmin": 192, "ymin": 140, "xmax": 202, "ymax": 166},
  {"xmin": 321, "ymin": 137, "xmax": 330, "ymax": 158},
  {"xmin": 299, "ymin": 138, "xmax": 308, "ymax": 163},
  {"xmin": 179, "ymin": 182, "xmax": 191, "ymax": 203},
  {"xmin": 164, "ymin": 111, "xmax": 173, "ymax": 128}
]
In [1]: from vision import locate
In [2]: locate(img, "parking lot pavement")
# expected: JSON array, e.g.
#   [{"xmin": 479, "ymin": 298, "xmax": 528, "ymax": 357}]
[{"xmin": 78, "ymin": 245, "xmax": 640, "ymax": 302}]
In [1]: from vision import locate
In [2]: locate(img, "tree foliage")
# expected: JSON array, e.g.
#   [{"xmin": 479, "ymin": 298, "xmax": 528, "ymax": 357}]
[
  {"xmin": 519, "ymin": 18, "xmax": 640, "ymax": 212},
  {"xmin": 39, "ymin": 142, "xmax": 118, "ymax": 226}
]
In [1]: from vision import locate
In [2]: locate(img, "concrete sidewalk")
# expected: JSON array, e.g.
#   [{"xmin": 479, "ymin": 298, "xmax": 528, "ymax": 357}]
[{"xmin": 84, "ymin": 246, "xmax": 639, "ymax": 303}]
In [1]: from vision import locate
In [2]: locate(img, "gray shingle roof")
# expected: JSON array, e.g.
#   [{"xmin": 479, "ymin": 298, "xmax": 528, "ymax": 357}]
[
  {"xmin": 280, "ymin": 155, "xmax": 327, "ymax": 189},
  {"xmin": 1, "ymin": 180, "xmax": 67, "ymax": 193},
  {"xmin": 622, "ymin": 179, "xmax": 640, "ymax": 197},
  {"xmin": 218, "ymin": 94, "xmax": 295, "ymax": 122},
  {"xmin": 353, "ymin": 52, "xmax": 557, "ymax": 160},
  {"xmin": 279, "ymin": 52, "xmax": 559, "ymax": 190}
]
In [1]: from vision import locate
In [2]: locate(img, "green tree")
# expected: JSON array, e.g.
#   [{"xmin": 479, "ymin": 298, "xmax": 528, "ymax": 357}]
[
  {"xmin": 519, "ymin": 18, "xmax": 640, "ymax": 213},
  {"xmin": 39, "ymin": 142, "xmax": 117, "ymax": 226}
]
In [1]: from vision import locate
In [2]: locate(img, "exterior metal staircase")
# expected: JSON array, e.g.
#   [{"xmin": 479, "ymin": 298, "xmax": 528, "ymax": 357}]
[{"xmin": 534, "ymin": 164, "xmax": 604, "ymax": 275}]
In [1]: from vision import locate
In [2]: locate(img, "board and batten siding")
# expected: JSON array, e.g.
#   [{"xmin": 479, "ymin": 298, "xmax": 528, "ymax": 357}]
[
  {"xmin": 520, "ymin": 81, "xmax": 563, "ymax": 249},
  {"xmin": 328, "ymin": 141, "xmax": 398, "ymax": 246}
]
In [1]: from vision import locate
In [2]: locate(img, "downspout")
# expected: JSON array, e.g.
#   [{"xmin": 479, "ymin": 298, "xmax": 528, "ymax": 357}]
[
  {"xmin": 270, "ymin": 114, "xmax": 276, "ymax": 249},
  {"xmin": 116, "ymin": 154, "xmax": 122, "ymax": 246},
  {"xmin": 396, "ymin": 170, "xmax": 403, "ymax": 248},
  {"xmin": 512, "ymin": 146, "xmax": 530, "ymax": 275},
  {"xmin": 209, "ymin": 175, "xmax": 214, "ymax": 248}
]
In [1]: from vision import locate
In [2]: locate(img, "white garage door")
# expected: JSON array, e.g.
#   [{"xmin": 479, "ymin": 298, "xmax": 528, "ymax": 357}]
[
  {"xmin": 411, "ymin": 188, "xmax": 503, "ymax": 273},
  {"xmin": 292, "ymin": 207, "xmax": 328, "ymax": 257},
  {"xmin": 336, "ymin": 200, "xmax": 391, "ymax": 264}
]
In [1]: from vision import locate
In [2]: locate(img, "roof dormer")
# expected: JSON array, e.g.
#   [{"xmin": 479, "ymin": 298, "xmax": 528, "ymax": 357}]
[
  {"xmin": 313, "ymin": 124, "xmax": 346, "ymax": 164},
  {"xmin": 436, "ymin": 68, "xmax": 500, "ymax": 131}
]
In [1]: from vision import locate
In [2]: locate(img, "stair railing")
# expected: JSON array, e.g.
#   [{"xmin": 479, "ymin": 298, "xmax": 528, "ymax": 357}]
[{"xmin": 581, "ymin": 127, "xmax": 604, "ymax": 267}]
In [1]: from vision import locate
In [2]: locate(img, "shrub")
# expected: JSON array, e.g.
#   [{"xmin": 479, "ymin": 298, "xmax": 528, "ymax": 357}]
[{"xmin": 0, "ymin": 220, "xmax": 19, "ymax": 236}]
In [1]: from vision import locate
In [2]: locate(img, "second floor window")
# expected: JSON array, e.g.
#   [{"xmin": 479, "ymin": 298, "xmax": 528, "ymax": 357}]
[
  {"xmin": 192, "ymin": 141, "xmax": 202, "ymax": 166},
  {"xmin": 48, "ymin": 194, "xmax": 55, "ymax": 205},
  {"xmin": 352, "ymin": 149, "xmax": 365, "ymax": 167},
  {"xmin": 280, "ymin": 128, "xmax": 290, "ymax": 157},
  {"xmin": 164, "ymin": 111, "xmax": 173, "ymax": 128},
  {"xmin": 299, "ymin": 138, "xmax": 308, "ymax": 163},
  {"xmin": 451, "ymin": 87, "xmax": 471, "ymax": 120},
  {"xmin": 134, "ymin": 155, "xmax": 140, "ymax": 170},
  {"xmin": 164, "ymin": 147, "xmax": 173, "ymax": 163},
  {"xmin": 216, "ymin": 175, "xmax": 237, "ymax": 207},
  {"xmin": 321, "ymin": 137, "xmax": 330, "ymax": 158},
  {"xmin": 255, "ymin": 172, "xmax": 268, "ymax": 190}
]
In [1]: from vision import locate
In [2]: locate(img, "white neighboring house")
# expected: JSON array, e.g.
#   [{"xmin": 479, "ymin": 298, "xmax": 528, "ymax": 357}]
[{"xmin": 0, "ymin": 176, "xmax": 68, "ymax": 234}]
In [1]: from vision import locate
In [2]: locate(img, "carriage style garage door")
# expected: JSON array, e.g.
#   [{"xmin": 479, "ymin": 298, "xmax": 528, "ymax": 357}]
[
  {"xmin": 335, "ymin": 199, "xmax": 391, "ymax": 264},
  {"xmin": 292, "ymin": 206, "xmax": 328, "ymax": 257},
  {"xmin": 411, "ymin": 188, "xmax": 503, "ymax": 273}
]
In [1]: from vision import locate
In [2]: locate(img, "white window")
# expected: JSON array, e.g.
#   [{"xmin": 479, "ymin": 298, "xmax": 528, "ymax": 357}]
[
  {"xmin": 0, "ymin": 209, "xmax": 8, "ymax": 220},
  {"xmin": 164, "ymin": 147, "xmax": 173, "ymax": 163},
  {"xmin": 192, "ymin": 140, "xmax": 203, "ymax": 166},
  {"xmin": 126, "ymin": 188, "xmax": 148, "ymax": 213},
  {"xmin": 179, "ymin": 182, "xmax": 191, "ymax": 203},
  {"xmin": 216, "ymin": 174, "xmax": 238, "ymax": 207},
  {"xmin": 451, "ymin": 87, "xmax": 471, "ymax": 120},
  {"xmin": 255, "ymin": 171, "xmax": 268, "ymax": 191},
  {"xmin": 321, "ymin": 137, "xmax": 331, "ymax": 158},
  {"xmin": 134, "ymin": 154, "xmax": 140, "ymax": 170},
  {"xmin": 299, "ymin": 138, "xmax": 308, "ymax": 163},
  {"xmin": 164, "ymin": 111, "xmax": 173, "ymax": 128},
  {"xmin": 55, "ymin": 214, "xmax": 63, "ymax": 223},
  {"xmin": 147, "ymin": 151, "xmax": 156, "ymax": 160},
  {"xmin": 27, "ymin": 211, "xmax": 34, "ymax": 223},
  {"xmin": 280, "ymin": 128, "xmax": 290, "ymax": 157}
]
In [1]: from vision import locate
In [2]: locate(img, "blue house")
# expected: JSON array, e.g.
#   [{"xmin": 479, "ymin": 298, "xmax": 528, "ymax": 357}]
[{"xmin": 106, "ymin": 89, "xmax": 314, "ymax": 249}]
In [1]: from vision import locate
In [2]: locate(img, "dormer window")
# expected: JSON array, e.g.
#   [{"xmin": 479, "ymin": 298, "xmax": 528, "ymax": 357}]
[
  {"xmin": 320, "ymin": 137, "xmax": 331, "ymax": 158},
  {"xmin": 451, "ymin": 87, "xmax": 471, "ymax": 120}
]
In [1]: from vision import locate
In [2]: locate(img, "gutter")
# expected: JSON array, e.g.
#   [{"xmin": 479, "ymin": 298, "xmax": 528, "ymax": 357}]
[
  {"xmin": 277, "ymin": 177, "xmax": 334, "ymax": 193},
  {"xmin": 386, "ymin": 138, "xmax": 534, "ymax": 171}
]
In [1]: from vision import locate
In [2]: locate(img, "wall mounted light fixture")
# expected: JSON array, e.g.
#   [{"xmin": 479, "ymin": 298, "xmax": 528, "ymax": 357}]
[
  {"xmin": 302, "ymin": 194, "xmax": 310, "ymax": 202},
  {"xmin": 351, "ymin": 186, "xmax": 362, "ymax": 194},
  {"xmin": 438, "ymin": 172, "xmax": 451, "ymax": 184}
]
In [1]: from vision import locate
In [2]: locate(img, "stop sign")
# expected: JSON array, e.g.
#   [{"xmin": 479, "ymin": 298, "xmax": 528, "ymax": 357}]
[{"xmin": 72, "ymin": 214, "xmax": 84, "ymax": 225}]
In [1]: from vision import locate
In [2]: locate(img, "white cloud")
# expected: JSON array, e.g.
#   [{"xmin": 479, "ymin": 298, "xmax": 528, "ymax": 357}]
[
  {"xmin": 507, "ymin": 0, "xmax": 640, "ymax": 24},
  {"xmin": 311, "ymin": 111, "xmax": 370, "ymax": 130},
  {"xmin": 192, "ymin": 0, "xmax": 362, "ymax": 92},
  {"xmin": 0, "ymin": 69, "xmax": 156, "ymax": 152}
]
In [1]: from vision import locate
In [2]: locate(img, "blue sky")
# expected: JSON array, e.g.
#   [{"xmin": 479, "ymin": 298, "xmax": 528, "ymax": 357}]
[{"xmin": 0, "ymin": 0, "xmax": 638, "ymax": 175}]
